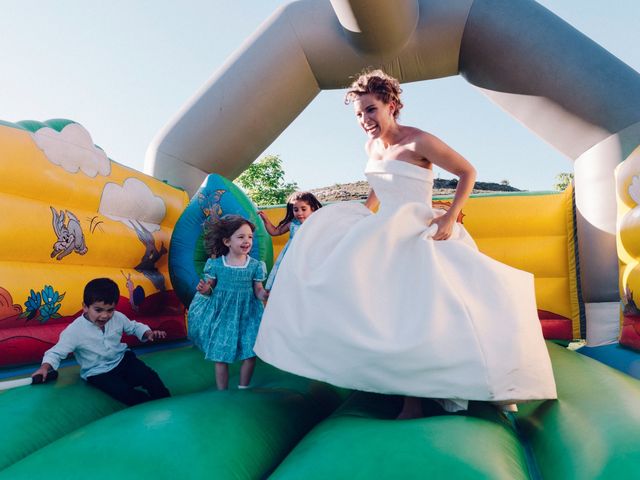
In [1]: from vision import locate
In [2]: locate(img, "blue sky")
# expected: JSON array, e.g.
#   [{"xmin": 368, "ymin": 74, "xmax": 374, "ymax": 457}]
[{"xmin": 1, "ymin": 1, "xmax": 638, "ymax": 191}]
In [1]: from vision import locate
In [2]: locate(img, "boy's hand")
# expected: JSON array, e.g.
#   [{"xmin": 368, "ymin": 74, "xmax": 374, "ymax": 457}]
[
  {"xmin": 144, "ymin": 330, "xmax": 167, "ymax": 342},
  {"xmin": 32, "ymin": 364, "xmax": 51, "ymax": 381}
]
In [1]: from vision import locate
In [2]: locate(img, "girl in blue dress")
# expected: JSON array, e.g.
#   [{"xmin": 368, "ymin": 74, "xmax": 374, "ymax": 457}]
[
  {"xmin": 188, "ymin": 214, "xmax": 269, "ymax": 390},
  {"xmin": 258, "ymin": 191, "xmax": 322, "ymax": 291}
]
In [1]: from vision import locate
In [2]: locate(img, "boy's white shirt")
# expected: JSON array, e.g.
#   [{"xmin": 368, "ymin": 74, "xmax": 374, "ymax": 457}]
[{"xmin": 42, "ymin": 311, "xmax": 150, "ymax": 379}]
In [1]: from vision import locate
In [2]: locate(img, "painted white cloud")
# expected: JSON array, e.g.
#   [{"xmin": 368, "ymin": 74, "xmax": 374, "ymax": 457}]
[
  {"xmin": 98, "ymin": 178, "xmax": 166, "ymax": 232},
  {"xmin": 629, "ymin": 175, "xmax": 640, "ymax": 206},
  {"xmin": 33, "ymin": 123, "xmax": 110, "ymax": 177}
]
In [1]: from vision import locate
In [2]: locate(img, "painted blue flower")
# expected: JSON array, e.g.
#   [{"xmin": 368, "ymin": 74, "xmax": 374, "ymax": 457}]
[
  {"xmin": 40, "ymin": 302, "xmax": 61, "ymax": 322},
  {"xmin": 19, "ymin": 289, "xmax": 42, "ymax": 320},
  {"xmin": 19, "ymin": 285, "xmax": 65, "ymax": 322},
  {"xmin": 24, "ymin": 289, "xmax": 41, "ymax": 312},
  {"xmin": 41, "ymin": 285, "xmax": 60, "ymax": 306}
]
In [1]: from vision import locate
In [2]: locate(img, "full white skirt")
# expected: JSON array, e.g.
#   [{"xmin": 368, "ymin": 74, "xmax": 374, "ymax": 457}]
[{"xmin": 254, "ymin": 201, "xmax": 557, "ymax": 403}]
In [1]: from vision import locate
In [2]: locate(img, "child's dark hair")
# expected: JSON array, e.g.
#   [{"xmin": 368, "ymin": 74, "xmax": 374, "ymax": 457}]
[
  {"xmin": 83, "ymin": 278, "xmax": 120, "ymax": 306},
  {"xmin": 204, "ymin": 214, "xmax": 256, "ymax": 257},
  {"xmin": 344, "ymin": 69, "xmax": 404, "ymax": 118},
  {"xmin": 277, "ymin": 191, "xmax": 323, "ymax": 228}
]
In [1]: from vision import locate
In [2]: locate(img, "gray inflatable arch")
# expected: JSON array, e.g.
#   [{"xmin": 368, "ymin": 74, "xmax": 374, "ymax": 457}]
[{"xmin": 145, "ymin": 0, "xmax": 640, "ymax": 344}]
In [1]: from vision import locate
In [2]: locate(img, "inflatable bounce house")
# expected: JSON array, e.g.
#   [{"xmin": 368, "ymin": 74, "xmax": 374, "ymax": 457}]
[{"xmin": 2, "ymin": 0, "xmax": 640, "ymax": 478}]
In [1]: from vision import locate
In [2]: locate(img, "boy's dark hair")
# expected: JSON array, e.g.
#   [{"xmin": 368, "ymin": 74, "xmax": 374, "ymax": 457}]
[
  {"xmin": 83, "ymin": 278, "xmax": 120, "ymax": 306},
  {"xmin": 277, "ymin": 191, "xmax": 323, "ymax": 228},
  {"xmin": 204, "ymin": 214, "xmax": 255, "ymax": 257}
]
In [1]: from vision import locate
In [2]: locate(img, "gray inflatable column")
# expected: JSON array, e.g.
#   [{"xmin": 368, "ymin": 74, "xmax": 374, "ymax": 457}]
[
  {"xmin": 145, "ymin": 0, "xmax": 474, "ymax": 195},
  {"xmin": 144, "ymin": 5, "xmax": 322, "ymax": 195},
  {"xmin": 458, "ymin": 0, "xmax": 640, "ymax": 344}
]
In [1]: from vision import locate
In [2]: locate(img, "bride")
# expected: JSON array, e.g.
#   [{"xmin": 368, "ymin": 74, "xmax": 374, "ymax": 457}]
[{"xmin": 254, "ymin": 69, "xmax": 557, "ymax": 418}]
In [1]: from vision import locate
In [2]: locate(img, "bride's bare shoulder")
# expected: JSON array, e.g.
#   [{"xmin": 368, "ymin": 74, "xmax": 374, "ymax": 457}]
[
  {"xmin": 402, "ymin": 126, "xmax": 436, "ymax": 143},
  {"xmin": 364, "ymin": 139, "xmax": 374, "ymax": 155},
  {"xmin": 366, "ymin": 139, "xmax": 386, "ymax": 159},
  {"xmin": 405, "ymin": 126, "xmax": 435, "ymax": 138},
  {"xmin": 411, "ymin": 129, "xmax": 448, "ymax": 151}
]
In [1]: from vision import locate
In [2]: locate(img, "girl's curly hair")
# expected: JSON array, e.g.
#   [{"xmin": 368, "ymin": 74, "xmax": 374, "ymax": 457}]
[
  {"xmin": 203, "ymin": 214, "xmax": 255, "ymax": 257},
  {"xmin": 277, "ymin": 191, "xmax": 323, "ymax": 229},
  {"xmin": 344, "ymin": 69, "xmax": 403, "ymax": 118}
]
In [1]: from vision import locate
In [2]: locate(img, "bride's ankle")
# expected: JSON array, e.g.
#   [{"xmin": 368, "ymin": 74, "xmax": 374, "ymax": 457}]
[
  {"xmin": 397, "ymin": 397, "xmax": 423, "ymax": 420},
  {"xmin": 493, "ymin": 402, "xmax": 518, "ymax": 413}
]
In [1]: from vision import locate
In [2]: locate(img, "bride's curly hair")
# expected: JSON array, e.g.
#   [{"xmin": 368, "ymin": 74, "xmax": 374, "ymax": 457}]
[{"xmin": 344, "ymin": 69, "xmax": 403, "ymax": 118}]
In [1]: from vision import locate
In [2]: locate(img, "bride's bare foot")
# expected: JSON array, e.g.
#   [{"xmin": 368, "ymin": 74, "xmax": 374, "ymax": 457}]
[
  {"xmin": 493, "ymin": 402, "xmax": 518, "ymax": 424},
  {"xmin": 494, "ymin": 402, "xmax": 518, "ymax": 413},
  {"xmin": 396, "ymin": 396, "xmax": 423, "ymax": 419}
]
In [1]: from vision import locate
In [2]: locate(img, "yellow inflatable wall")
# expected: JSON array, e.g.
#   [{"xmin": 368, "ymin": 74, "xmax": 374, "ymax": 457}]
[
  {"xmin": 261, "ymin": 186, "xmax": 582, "ymax": 340},
  {"xmin": 0, "ymin": 120, "xmax": 189, "ymax": 367},
  {"xmin": 465, "ymin": 189, "xmax": 582, "ymax": 339}
]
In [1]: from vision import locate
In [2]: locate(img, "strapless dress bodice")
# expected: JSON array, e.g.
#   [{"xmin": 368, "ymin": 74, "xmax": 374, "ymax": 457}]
[{"xmin": 364, "ymin": 159, "xmax": 434, "ymax": 210}]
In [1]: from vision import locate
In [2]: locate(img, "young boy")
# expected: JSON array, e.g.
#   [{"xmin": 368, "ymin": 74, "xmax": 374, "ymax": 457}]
[{"xmin": 32, "ymin": 277, "xmax": 171, "ymax": 406}]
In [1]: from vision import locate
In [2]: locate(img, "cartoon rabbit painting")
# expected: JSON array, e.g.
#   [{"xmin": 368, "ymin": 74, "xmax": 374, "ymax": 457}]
[{"xmin": 50, "ymin": 207, "xmax": 88, "ymax": 260}]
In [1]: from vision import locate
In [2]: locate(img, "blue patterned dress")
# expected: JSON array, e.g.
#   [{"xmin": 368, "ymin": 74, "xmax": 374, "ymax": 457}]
[
  {"xmin": 265, "ymin": 219, "xmax": 301, "ymax": 290},
  {"xmin": 188, "ymin": 256, "xmax": 266, "ymax": 362}
]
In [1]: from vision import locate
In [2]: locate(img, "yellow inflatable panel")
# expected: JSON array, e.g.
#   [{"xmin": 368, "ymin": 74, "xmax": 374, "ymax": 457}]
[
  {"xmin": 462, "ymin": 190, "xmax": 581, "ymax": 339},
  {"xmin": 0, "ymin": 120, "xmax": 189, "ymax": 367},
  {"xmin": 258, "ymin": 208, "xmax": 291, "ymax": 261}
]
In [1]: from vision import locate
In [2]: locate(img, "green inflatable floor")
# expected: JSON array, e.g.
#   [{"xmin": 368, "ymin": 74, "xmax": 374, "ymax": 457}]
[{"xmin": 1, "ymin": 343, "xmax": 639, "ymax": 479}]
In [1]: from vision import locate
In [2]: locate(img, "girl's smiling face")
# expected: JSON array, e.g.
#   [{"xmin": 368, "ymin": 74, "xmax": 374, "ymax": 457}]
[
  {"xmin": 293, "ymin": 200, "xmax": 313, "ymax": 223},
  {"xmin": 353, "ymin": 93, "xmax": 396, "ymax": 139},
  {"xmin": 223, "ymin": 223, "xmax": 254, "ymax": 256}
]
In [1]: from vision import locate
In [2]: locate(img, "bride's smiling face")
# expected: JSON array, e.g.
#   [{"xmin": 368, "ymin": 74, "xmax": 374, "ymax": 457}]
[{"xmin": 353, "ymin": 94, "xmax": 396, "ymax": 139}]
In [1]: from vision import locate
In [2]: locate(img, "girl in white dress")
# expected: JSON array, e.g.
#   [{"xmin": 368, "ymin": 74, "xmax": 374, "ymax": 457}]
[{"xmin": 254, "ymin": 70, "xmax": 557, "ymax": 418}]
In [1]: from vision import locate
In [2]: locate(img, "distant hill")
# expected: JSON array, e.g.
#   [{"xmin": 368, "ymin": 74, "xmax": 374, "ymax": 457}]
[{"xmin": 310, "ymin": 179, "xmax": 521, "ymax": 202}]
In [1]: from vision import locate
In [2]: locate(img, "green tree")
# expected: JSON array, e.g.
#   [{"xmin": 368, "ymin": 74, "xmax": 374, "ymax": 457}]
[
  {"xmin": 235, "ymin": 154, "xmax": 298, "ymax": 206},
  {"xmin": 554, "ymin": 172, "xmax": 574, "ymax": 191}
]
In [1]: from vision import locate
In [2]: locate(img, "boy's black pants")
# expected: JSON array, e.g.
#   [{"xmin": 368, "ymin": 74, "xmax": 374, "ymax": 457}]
[{"xmin": 87, "ymin": 350, "xmax": 171, "ymax": 406}]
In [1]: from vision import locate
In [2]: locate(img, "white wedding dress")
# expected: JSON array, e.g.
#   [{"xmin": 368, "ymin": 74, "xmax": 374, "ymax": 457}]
[{"xmin": 254, "ymin": 159, "xmax": 557, "ymax": 409}]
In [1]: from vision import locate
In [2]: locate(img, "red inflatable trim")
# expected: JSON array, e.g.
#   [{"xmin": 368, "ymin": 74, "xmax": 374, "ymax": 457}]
[{"xmin": 538, "ymin": 310, "xmax": 573, "ymax": 340}]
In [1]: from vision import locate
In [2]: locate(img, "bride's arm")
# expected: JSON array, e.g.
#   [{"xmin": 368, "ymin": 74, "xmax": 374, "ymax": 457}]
[
  {"xmin": 363, "ymin": 140, "xmax": 380, "ymax": 212},
  {"xmin": 364, "ymin": 189, "xmax": 379, "ymax": 212},
  {"xmin": 417, "ymin": 132, "xmax": 476, "ymax": 240}
]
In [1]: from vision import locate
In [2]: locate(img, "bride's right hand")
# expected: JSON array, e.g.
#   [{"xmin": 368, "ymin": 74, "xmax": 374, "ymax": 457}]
[{"xmin": 430, "ymin": 212, "xmax": 455, "ymax": 240}]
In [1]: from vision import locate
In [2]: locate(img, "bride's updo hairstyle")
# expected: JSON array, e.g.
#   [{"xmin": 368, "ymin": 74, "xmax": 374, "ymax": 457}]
[{"xmin": 344, "ymin": 69, "xmax": 404, "ymax": 119}]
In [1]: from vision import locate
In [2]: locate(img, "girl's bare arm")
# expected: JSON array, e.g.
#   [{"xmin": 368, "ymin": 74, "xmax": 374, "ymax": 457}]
[
  {"xmin": 254, "ymin": 281, "xmax": 269, "ymax": 301},
  {"xmin": 258, "ymin": 211, "xmax": 290, "ymax": 236},
  {"xmin": 196, "ymin": 278, "xmax": 216, "ymax": 295}
]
